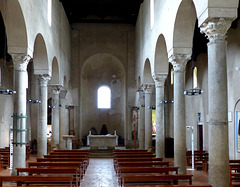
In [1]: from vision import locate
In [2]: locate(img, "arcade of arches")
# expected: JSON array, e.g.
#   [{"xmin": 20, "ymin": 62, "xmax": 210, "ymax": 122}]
[{"xmin": 0, "ymin": 0, "xmax": 240, "ymax": 187}]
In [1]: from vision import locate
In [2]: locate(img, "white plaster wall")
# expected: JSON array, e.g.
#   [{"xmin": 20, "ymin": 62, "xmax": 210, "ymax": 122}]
[
  {"xmin": 0, "ymin": 0, "xmax": 72, "ymax": 146},
  {"xmin": 135, "ymin": 0, "xmax": 238, "ymax": 154},
  {"xmin": 71, "ymin": 24, "xmax": 135, "ymax": 144},
  {"xmin": 135, "ymin": 0, "xmax": 238, "ymax": 82},
  {"xmin": 226, "ymin": 23, "xmax": 240, "ymax": 159},
  {"xmin": 185, "ymin": 55, "xmax": 208, "ymax": 151},
  {"xmin": 0, "ymin": 59, "xmax": 13, "ymax": 148},
  {"xmin": 7, "ymin": 0, "xmax": 72, "ymax": 81}
]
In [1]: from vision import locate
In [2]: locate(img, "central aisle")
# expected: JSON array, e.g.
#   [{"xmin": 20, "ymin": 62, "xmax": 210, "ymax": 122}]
[{"xmin": 81, "ymin": 158, "xmax": 119, "ymax": 187}]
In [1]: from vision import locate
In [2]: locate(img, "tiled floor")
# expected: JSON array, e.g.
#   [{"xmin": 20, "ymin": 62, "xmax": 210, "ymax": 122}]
[{"xmin": 0, "ymin": 156, "xmax": 210, "ymax": 187}]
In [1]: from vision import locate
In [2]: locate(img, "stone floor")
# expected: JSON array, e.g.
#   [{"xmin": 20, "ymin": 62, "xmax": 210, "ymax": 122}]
[
  {"xmin": 81, "ymin": 158, "xmax": 119, "ymax": 187},
  {"xmin": 0, "ymin": 156, "xmax": 210, "ymax": 187}
]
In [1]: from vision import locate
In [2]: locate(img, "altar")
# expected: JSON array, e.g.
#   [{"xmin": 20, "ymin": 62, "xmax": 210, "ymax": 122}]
[{"xmin": 87, "ymin": 135, "xmax": 118, "ymax": 149}]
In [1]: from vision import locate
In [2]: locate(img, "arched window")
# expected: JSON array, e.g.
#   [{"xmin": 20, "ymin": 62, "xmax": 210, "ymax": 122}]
[
  {"xmin": 98, "ymin": 86, "xmax": 111, "ymax": 109},
  {"xmin": 150, "ymin": 0, "xmax": 154, "ymax": 29},
  {"xmin": 193, "ymin": 67, "xmax": 198, "ymax": 88},
  {"xmin": 171, "ymin": 68, "xmax": 174, "ymax": 85},
  {"xmin": 48, "ymin": 0, "xmax": 52, "ymax": 26}
]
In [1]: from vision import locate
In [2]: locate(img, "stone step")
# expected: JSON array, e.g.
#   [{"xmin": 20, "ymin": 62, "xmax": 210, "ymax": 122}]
[{"xmin": 89, "ymin": 149, "xmax": 113, "ymax": 158}]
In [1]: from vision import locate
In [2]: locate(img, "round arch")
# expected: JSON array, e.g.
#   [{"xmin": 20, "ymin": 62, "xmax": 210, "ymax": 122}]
[
  {"xmin": 33, "ymin": 34, "xmax": 49, "ymax": 75},
  {"xmin": 143, "ymin": 59, "xmax": 154, "ymax": 84},
  {"xmin": 49, "ymin": 57, "xmax": 60, "ymax": 84},
  {"xmin": 80, "ymin": 53, "xmax": 126, "ymax": 143},
  {"xmin": 154, "ymin": 34, "xmax": 169, "ymax": 74},
  {"xmin": 1, "ymin": 0, "xmax": 28, "ymax": 54},
  {"xmin": 173, "ymin": 0, "xmax": 197, "ymax": 52},
  {"xmin": 63, "ymin": 76, "xmax": 68, "ymax": 89}
]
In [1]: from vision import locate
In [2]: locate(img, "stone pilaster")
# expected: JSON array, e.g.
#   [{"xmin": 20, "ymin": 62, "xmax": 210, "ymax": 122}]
[
  {"xmin": 152, "ymin": 73, "xmax": 167, "ymax": 158},
  {"xmin": 200, "ymin": 18, "xmax": 232, "ymax": 187},
  {"xmin": 37, "ymin": 75, "xmax": 50, "ymax": 158},
  {"xmin": 169, "ymin": 53, "xmax": 191, "ymax": 174},
  {"xmin": 138, "ymin": 89, "xmax": 145, "ymax": 149},
  {"xmin": 51, "ymin": 85, "xmax": 62, "ymax": 149},
  {"xmin": 11, "ymin": 53, "xmax": 31, "ymax": 175},
  {"xmin": 142, "ymin": 83, "xmax": 154, "ymax": 150}
]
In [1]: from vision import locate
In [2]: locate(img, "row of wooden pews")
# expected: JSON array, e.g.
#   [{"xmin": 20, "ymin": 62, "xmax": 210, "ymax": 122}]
[
  {"xmin": 186, "ymin": 150, "xmax": 209, "ymax": 172},
  {"xmin": 229, "ymin": 160, "xmax": 240, "ymax": 187},
  {"xmin": 113, "ymin": 149, "xmax": 212, "ymax": 187},
  {"xmin": 0, "ymin": 146, "xmax": 31, "ymax": 170},
  {"xmin": 0, "ymin": 149, "xmax": 90, "ymax": 187},
  {"xmin": 0, "ymin": 147, "xmax": 10, "ymax": 170}
]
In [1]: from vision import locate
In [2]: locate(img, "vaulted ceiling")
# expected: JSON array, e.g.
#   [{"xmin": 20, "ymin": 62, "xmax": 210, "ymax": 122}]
[{"xmin": 60, "ymin": 0, "xmax": 143, "ymax": 25}]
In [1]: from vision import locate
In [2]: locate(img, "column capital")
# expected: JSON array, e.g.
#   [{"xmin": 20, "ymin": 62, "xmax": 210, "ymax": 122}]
[
  {"xmin": 11, "ymin": 53, "xmax": 31, "ymax": 72},
  {"xmin": 142, "ymin": 83, "xmax": 155, "ymax": 94},
  {"xmin": 169, "ymin": 54, "xmax": 191, "ymax": 72},
  {"xmin": 49, "ymin": 85, "xmax": 63, "ymax": 94},
  {"xmin": 60, "ymin": 89, "xmax": 68, "ymax": 99},
  {"xmin": 200, "ymin": 18, "xmax": 232, "ymax": 42},
  {"xmin": 37, "ymin": 74, "xmax": 51, "ymax": 87},
  {"xmin": 152, "ymin": 73, "xmax": 168, "ymax": 88}
]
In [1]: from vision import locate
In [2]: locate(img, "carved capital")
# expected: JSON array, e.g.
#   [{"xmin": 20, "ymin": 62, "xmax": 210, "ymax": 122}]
[
  {"xmin": 200, "ymin": 18, "xmax": 232, "ymax": 42},
  {"xmin": 37, "ymin": 75, "xmax": 51, "ymax": 87},
  {"xmin": 152, "ymin": 73, "xmax": 167, "ymax": 88},
  {"xmin": 11, "ymin": 54, "xmax": 31, "ymax": 72},
  {"xmin": 52, "ymin": 85, "xmax": 62, "ymax": 95},
  {"xmin": 169, "ymin": 54, "xmax": 191, "ymax": 72},
  {"xmin": 142, "ymin": 83, "xmax": 154, "ymax": 94}
]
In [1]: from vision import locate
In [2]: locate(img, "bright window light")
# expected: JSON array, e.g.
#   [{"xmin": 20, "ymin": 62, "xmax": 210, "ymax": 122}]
[
  {"xmin": 48, "ymin": 0, "xmax": 52, "ymax": 26},
  {"xmin": 193, "ymin": 67, "xmax": 198, "ymax": 88},
  {"xmin": 171, "ymin": 68, "xmax": 174, "ymax": 85},
  {"xmin": 98, "ymin": 86, "xmax": 111, "ymax": 109},
  {"xmin": 150, "ymin": 0, "xmax": 154, "ymax": 29}
]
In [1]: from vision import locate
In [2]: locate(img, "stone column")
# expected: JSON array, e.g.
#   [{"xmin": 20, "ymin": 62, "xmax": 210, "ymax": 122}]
[
  {"xmin": 169, "ymin": 53, "xmax": 191, "ymax": 174},
  {"xmin": 152, "ymin": 73, "xmax": 167, "ymax": 158},
  {"xmin": 138, "ymin": 89, "xmax": 145, "ymax": 149},
  {"xmin": 51, "ymin": 86, "xmax": 62, "ymax": 149},
  {"xmin": 11, "ymin": 54, "xmax": 31, "ymax": 175},
  {"xmin": 143, "ymin": 84, "xmax": 154, "ymax": 150},
  {"xmin": 59, "ymin": 90, "xmax": 68, "ymax": 149},
  {"xmin": 200, "ymin": 18, "xmax": 231, "ymax": 187},
  {"xmin": 37, "ymin": 75, "xmax": 50, "ymax": 158}
]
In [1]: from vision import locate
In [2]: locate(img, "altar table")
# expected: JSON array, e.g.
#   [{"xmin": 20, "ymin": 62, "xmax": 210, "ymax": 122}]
[{"xmin": 87, "ymin": 135, "xmax": 118, "ymax": 149}]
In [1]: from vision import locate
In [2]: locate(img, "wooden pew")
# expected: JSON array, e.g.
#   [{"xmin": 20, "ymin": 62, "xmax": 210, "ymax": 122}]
[
  {"xmin": 27, "ymin": 162, "xmax": 85, "ymax": 177},
  {"xmin": 229, "ymin": 164, "xmax": 240, "ymax": 186},
  {"xmin": 114, "ymin": 154, "xmax": 156, "ymax": 159},
  {"xmin": 114, "ymin": 149, "xmax": 147, "ymax": 153},
  {"xmin": 114, "ymin": 158, "xmax": 163, "ymax": 169},
  {"xmin": 113, "ymin": 150, "xmax": 149, "ymax": 154},
  {"xmin": 118, "ymin": 167, "xmax": 179, "ymax": 175},
  {"xmin": 44, "ymin": 154, "xmax": 88, "ymax": 158},
  {"xmin": 16, "ymin": 167, "xmax": 79, "ymax": 185},
  {"xmin": 116, "ymin": 161, "xmax": 169, "ymax": 171},
  {"xmin": 37, "ymin": 157, "xmax": 88, "ymax": 163},
  {"xmin": 118, "ymin": 167, "xmax": 179, "ymax": 180},
  {"xmin": 0, "ymin": 161, "xmax": 3, "ymax": 171},
  {"xmin": 230, "ymin": 160, "xmax": 240, "ymax": 164},
  {"xmin": 52, "ymin": 149, "xmax": 90, "ymax": 153},
  {"xmin": 0, "ymin": 175, "xmax": 74, "ymax": 187},
  {"xmin": 123, "ymin": 185, "xmax": 212, "ymax": 187},
  {"xmin": 186, "ymin": 150, "xmax": 207, "ymax": 166},
  {"xmin": 36, "ymin": 158, "xmax": 88, "ymax": 171},
  {"xmin": 121, "ymin": 174, "xmax": 193, "ymax": 186},
  {"xmin": 194, "ymin": 152, "xmax": 208, "ymax": 171},
  {"xmin": 0, "ymin": 152, "xmax": 10, "ymax": 169},
  {"xmin": 50, "ymin": 152, "xmax": 89, "ymax": 155}
]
